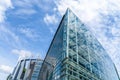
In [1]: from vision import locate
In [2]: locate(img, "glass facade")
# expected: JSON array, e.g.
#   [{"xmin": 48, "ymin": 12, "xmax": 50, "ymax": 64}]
[
  {"xmin": 31, "ymin": 60, "xmax": 43, "ymax": 80},
  {"xmin": 39, "ymin": 9, "xmax": 119, "ymax": 80},
  {"xmin": 9, "ymin": 59, "xmax": 43, "ymax": 80}
]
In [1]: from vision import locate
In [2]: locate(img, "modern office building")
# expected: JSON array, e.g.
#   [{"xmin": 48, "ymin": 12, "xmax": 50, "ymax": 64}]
[
  {"xmin": 39, "ymin": 8, "xmax": 119, "ymax": 80},
  {"xmin": 8, "ymin": 59, "xmax": 43, "ymax": 80}
]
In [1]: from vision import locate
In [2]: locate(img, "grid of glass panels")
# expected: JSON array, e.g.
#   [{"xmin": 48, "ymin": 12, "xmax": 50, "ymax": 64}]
[
  {"xmin": 39, "ymin": 14, "xmax": 66, "ymax": 80},
  {"xmin": 39, "ymin": 8, "xmax": 119, "ymax": 80},
  {"xmin": 10, "ymin": 59, "xmax": 43, "ymax": 80},
  {"xmin": 31, "ymin": 60, "xmax": 43, "ymax": 80}
]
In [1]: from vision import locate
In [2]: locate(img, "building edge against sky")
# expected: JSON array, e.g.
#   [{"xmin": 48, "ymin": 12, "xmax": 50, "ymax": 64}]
[{"xmin": 39, "ymin": 8, "xmax": 119, "ymax": 80}]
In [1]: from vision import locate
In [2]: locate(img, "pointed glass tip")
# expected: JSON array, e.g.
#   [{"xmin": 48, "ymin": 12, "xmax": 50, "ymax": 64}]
[{"xmin": 66, "ymin": 7, "xmax": 71, "ymax": 11}]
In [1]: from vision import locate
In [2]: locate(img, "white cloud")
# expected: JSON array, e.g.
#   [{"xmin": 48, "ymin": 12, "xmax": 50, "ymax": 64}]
[
  {"xmin": 0, "ymin": 72, "xmax": 9, "ymax": 80},
  {"xmin": 0, "ymin": 26, "xmax": 19, "ymax": 42},
  {"xmin": 15, "ymin": 9, "xmax": 37, "ymax": 15},
  {"xmin": 54, "ymin": 0, "xmax": 120, "ymax": 76},
  {"xmin": 12, "ymin": 49, "xmax": 32, "ymax": 60},
  {"xmin": 112, "ymin": 27, "xmax": 120, "ymax": 37},
  {"xmin": 19, "ymin": 27, "xmax": 40, "ymax": 40},
  {"xmin": 0, "ymin": 65, "xmax": 13, "ymax": 73},
  {"xmin": 43, "ymin": 14, "xmax": 58, "ymax": 34},
  {"xmin": 49, "ymin": 27, "xmax": 55, "ymax": 34},
  {"xmin": 0, "ymin": 0, "xmax": 25, "ymax": 48},
  {"xmin": 12, "ymin": 0, "xmax": 37, "ymax": 16},
  {"xmin": 44, "ymin": 14, "xmax": 58, "ymax": 25},
  {"xmin": 12, "ymin": 49, "xmax": 43, "ymax": 61},
  {"xmin": 13, "ymin": 0, "xmax": 55, "ymax": 16},
  {"xmin": 55, "ymin": 0, "xmax": 108, "ymax": 22},
  {"xmin": 0, "ymin": 25, "xmax": 21, "ymax": 48},
  {"xmin": 0, "ymin": 0, "xmax": 13, "ymax": 23}
]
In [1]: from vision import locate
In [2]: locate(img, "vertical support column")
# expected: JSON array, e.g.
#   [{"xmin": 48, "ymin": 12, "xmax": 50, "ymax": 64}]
[
  {"xmin": 66, "ymin": 8, "xmax": 70, "ymax": 80},
  {"xmin": 75, "ymin": 17, "xmax": 78, "ymax": 64},
  {"xmin": 87, "ymin": 32, "xmax": 92, "ymax": 73},
  {"xmin": 114, "ymin": 63, "xmax": 120, "ymax": 80},
  {"xmin": 97, "ymin": 61, "xmax": 101, "ymax": 78},
  {"xmin": 75, "ymin": 15, "xmax": 79, "ymax": 79},
  {"xmin": 66, "ymin": 9, "xmax": 69, "ymax": 58},
  {"xmin": 24, "ymin": 59, "xmax": 30, "ymax": 79},
  {"xmin": 17, "ymin": 59, "xmax": 26, "ymax": 79},
  {"xmin": 12, "ymin": 61, "xmax": 21, "ymax": 80},
  {"xmin": 63, "ymin": 15, "xmax": 67, "ymax": 60}
]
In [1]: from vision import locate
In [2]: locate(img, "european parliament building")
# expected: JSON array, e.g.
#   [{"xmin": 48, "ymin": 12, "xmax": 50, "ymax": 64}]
[{"xmin": 39, "ymin": 9, "xmax": 119, "ymax": 80}]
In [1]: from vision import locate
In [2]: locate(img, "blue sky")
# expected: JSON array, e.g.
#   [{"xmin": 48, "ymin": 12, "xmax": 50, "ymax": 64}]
[{"xmin": 0, "ymin": 0, "xmax": 120, "ymax": 79}]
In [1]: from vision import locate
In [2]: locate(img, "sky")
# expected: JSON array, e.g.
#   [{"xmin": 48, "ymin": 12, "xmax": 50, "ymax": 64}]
[{"xmin": 0, "ymin": 0, "xmax": 120, "ymax": 79}]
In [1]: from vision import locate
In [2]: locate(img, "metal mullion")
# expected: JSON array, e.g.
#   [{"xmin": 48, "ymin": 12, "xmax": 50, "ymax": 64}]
[{"xmin": 86, "ymin": 32, "xmax": 92, "ymax": 73}]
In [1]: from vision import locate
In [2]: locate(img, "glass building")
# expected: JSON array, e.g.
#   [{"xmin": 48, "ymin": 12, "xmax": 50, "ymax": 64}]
[
  {"xmin": 9, "ymin": 59, "xmax": 43, "ymax": 80},
  {"xmin": 31, "ymin": 59, "xmax": 43, "ymax": 80},
  {"xmin": 39, "ymin": 8, "xmax": 119, "ymax": 80}
]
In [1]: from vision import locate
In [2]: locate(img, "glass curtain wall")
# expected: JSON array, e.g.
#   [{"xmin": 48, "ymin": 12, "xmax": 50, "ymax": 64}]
[
  {"xmin": 10, "ymin": 59, "xmax": 43, "ymax": 80},
  {"xmin": 31, "ymin": 60, "xmax": 43, "ymax": 80},
  {"xmin": 39, "ymin": 8, "xmax": 119, "ymax": 80}
]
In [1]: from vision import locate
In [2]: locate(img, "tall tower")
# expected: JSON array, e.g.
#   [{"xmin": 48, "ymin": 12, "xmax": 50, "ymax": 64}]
[{"xmin": 39, "ymin": 8, "xmax": 119, "ymax": 80}]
